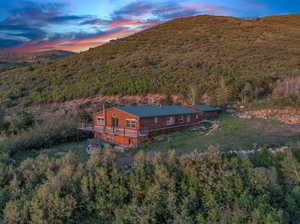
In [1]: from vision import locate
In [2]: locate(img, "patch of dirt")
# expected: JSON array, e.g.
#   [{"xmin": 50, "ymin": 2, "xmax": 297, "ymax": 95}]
[
  {"xmin": 27, "ymin": 94, "xmax": 185, "ymax": 117},
  {"xmin": 277, "ymin": 124, "xmax": 300, "ymax": 137},
  {"xmin": 238, "ymin": 108, "xmax": 300, "ymax": 125}
]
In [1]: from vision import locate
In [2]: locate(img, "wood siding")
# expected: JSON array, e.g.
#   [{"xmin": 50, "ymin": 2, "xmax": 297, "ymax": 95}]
[
  {"xmin": 93, "ymin": 108, "xmax": 140, "ymax": 130},
  {"xmin": 187, "ymin": 107, "xmax": 220, "ymax": 119}
]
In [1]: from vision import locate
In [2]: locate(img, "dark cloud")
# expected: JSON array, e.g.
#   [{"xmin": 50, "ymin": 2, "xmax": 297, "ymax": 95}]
[
  {"xmin": 111, "ymin": 1, "xmax": 203, "ymax": 21},
  {"xmin": 157, "ymin": 9, "xmax": 201, "ymax": 20},
  {"xmin": 0, "ymin": 38, "xmax": 22, "ymax": 48},
  {"xmin": 113, "ymin": 1, "xmax": 154, "ymax": 18},
  {"xmin": 80, "ymin": 18, "xmax": 103, "ymax": 26},
  {"xmin": 0, "ymin": 1, "xmax": 98, "ymax": 51},
  {"xmin": 47, "ymin": 15, "xmax": 92, "ymax": 24}
]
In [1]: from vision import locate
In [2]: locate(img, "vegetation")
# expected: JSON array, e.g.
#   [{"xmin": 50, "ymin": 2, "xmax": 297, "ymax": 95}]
[
  {"xmin": 137, "ymin": 115, "xmax": 300, "ymax": 156},
  {"xmin": 0, "ymin": 111, "xmax": 89, "ymax": 155},
  {"xmin": 1, "ymin": 15, "xmax": 300, "ymax": 108},
  {"xmin": 1, "ymin": 147, "xmax": 300, "ymax": 223},
  {"xmin": 1, "ymin": 14, "xmax": 300, "ymax": 223}
]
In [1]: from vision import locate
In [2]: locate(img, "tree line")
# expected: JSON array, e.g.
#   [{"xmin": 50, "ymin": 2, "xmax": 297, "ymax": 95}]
[{"xmin": 0, "ymin": 148, "xmax": 300, "ymax": 223}]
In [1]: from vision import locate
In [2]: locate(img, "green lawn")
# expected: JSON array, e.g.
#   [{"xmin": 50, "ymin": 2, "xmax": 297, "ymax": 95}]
[
  {"xmin": 134, "ymin": 114, "xmax": 300, "ymax": 156},
  {"xmin": 14, "ymin": 114, "xmax": 300, "ymax": 162}
]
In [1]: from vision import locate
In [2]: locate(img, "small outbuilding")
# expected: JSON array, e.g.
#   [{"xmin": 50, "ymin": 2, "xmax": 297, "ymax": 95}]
[{"xmin": 189, "ymin": 105, "xmax": 221, "ymax": 119}]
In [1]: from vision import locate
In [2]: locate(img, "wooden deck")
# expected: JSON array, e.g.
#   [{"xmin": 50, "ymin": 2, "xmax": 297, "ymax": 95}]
[
  {"xmin": 79, "ymin": 124, "xmax": 148, "ymax": 137},
  {"xmin": 79, "ymin": 121, "xmax": 201, "ymax": 138}
]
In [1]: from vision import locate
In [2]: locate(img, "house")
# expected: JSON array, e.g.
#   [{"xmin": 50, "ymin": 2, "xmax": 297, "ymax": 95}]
[
  {"xmin": 188, "ymin": 105, "xmax": 221, "ymax": 119},
  {"xmin": 81, "ymin": 105, "xmax": 201, "ymax": 148}
]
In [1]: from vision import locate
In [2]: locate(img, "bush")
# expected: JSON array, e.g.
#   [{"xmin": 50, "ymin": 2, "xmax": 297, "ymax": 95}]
[{"xmin": 3, "ymin": 118, "xmax": 89, "ymax": 155}]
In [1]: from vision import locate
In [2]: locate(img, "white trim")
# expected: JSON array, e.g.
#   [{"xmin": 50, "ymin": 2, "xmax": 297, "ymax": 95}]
[
  {"xmin": 166, "ymin": 116, "xmax": 175, "ymax": 126},
  {"xmin": 125, "ymin": 119, "xmax": 137, "ymax": 129},
  {"xmin": 96, "ymin": 117, "xmax": 105, "ymax": 125}
]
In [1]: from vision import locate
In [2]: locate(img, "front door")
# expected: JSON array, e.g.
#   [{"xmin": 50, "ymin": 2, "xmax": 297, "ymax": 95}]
[{"xmin": 112, "ymin": 117, "xmax": 119, "ymax": 128}]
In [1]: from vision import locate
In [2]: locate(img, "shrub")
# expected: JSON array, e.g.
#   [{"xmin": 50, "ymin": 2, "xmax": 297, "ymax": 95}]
[{"xmin": 3, "ymin": 118, "xmax": 89, "ymax": 155}]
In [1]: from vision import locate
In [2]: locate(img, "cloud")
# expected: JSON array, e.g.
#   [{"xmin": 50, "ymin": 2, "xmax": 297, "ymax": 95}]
[
  {"xmin": 183, "ymin": 3, "xmax": 232, "ymax": 15},
  {"xmin": 0, "ymin": 38, "xmax": 22, "ymax": 48},
  {"xmin": 0, "ymin": 0, "xmax": 235, "ymax": 53},
  {"xmin": 0, "ymin": 27, "xmax": 137, "ymax": 53},
  {"xmin": 46, "ymin": 15, "xmax": 92, "ymax": 24},
  {"xmin": 112, "ymin": 2, "xmax": 154, "ymax": 18},
  {"xmin": 80, "ymin": 19, "xmax": 103, "ymax": 26},
  {"xmin": 106, "ymin": 19, "xmax": 160, "ymax": 28}
]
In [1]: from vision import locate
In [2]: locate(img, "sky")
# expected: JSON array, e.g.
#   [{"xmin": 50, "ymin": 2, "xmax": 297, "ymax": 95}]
[{"xmin": 0, "ymin": 0, "xmax": 299, "ymax": 53}]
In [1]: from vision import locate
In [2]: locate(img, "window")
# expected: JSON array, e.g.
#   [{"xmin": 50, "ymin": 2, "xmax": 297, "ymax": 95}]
[
  {"xmin": 96, "ymin": 117, "xmax": 105, "ymax": 125},
  {"xmin": 107, "ymin": 135, "xmax": 114, "ymax": 142},
  {"xmin": 187, "ymin": 115, "xmax": 191, "ymax": 123},
  {"xmin": 166, "ymin": 117, "xmax": 175, "ymax": 126},
  {"xmin": 178, "ymin": 115, "xmax": 185, "ymax": 123},
  {"xmin": 126, "ymin": 119, "xmax": 137, "ymax": 128}
]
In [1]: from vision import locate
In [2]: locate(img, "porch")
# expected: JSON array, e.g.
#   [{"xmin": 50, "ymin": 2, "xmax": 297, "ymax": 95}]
[{"xmin": 79, "ymin": 123, "xmax": 149, "ymax": 138}]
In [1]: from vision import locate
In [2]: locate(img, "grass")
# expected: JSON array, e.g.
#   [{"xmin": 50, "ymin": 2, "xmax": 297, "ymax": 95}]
[
  {"xmin": 134, "ymin": 114, "xmax": 300, "ymax": 156},
  {"xmin": 13, "ymin": 114, "xmax": 300, "ymax": 162},
  {"xmin": 13, "ymin": 141, "xmax": 88, "ymax": 164}
]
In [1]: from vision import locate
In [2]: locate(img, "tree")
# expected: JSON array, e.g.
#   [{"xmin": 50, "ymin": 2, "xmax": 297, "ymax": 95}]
[
  {"xmin": 240, "ymin": 82, "xmax": 254, "ymax": 104},
  {"xmin": 189, "ymin": 85, "xmax": 202, "ymax": 105},
  {"xmin": 216, "ymin": 77, "xmax": 231, "ymax": 106}
]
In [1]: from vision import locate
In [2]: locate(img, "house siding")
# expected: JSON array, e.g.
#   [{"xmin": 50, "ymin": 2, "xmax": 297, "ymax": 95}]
[{"xmin": 187, "ymin": 107, "xmax": 220, "ymax": 119}]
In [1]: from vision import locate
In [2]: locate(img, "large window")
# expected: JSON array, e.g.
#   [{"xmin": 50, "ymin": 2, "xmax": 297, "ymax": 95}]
[
  {"xmin": 96, "ymin": 117, "xmax": 105, "ymax": 125},
  {"xmin": 178, "ymin": 115, "xmax": 185, "ymax": 123},
  {"xmin": 126, "ymin": 119, "xmax": 137, "ymax": 129},
  {"xmin": 166, "ymin": 117, "xmax": 175, "ymax": 126},
  {"xmin": 187, "ymin": 115, "xmax": 191, "ymax": 123}
]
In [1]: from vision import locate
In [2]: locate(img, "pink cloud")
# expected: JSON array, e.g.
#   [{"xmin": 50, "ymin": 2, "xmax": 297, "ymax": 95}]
[
  {"xmin": 107, "ymin": 19, "xmax": 159, "ymax": 28},
  {"xmin": 91, "ymin": 19, "xmax": 103, "ymax": 25},
  {"xmin": 0, "ymin": 28, "xmax": 138, "ymax": 53},
  {"xmin": 184, "ymin": 3, "xmax": 232, "ymax": 15}
]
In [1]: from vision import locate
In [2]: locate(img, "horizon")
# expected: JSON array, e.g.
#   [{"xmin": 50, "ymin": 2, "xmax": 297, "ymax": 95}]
[{"xmin": 0, "ymin": 0, "xmax": 299, "ymax": 53}]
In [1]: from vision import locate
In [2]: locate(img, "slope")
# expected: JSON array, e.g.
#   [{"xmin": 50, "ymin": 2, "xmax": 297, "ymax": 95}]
[{"xmin": 1, "ymin": 15, "xmax": 300, "ymax": 108}]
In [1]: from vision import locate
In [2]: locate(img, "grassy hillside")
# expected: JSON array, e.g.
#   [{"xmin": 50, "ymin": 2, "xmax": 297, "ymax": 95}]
[{"xmin": 1, "ymin": 15, "xmax": 300, "ymax": 108}]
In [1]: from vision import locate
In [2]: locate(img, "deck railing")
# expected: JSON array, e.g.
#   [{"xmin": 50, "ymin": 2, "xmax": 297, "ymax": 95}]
[
  {"xmin": 79, "ymin": 123, "xmax": 149, "ymax": 137},
  {"xmin": 79, "ymin": 121, "xmax": 200, "ymax": 138}
]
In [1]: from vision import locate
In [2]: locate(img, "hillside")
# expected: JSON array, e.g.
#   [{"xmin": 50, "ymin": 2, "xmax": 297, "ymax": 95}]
[{"xmin": 1, "ymin": 15, "xmax": 300, "ymax": 108}]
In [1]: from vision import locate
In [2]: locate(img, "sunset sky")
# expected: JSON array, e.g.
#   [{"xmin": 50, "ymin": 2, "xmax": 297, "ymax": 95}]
[{"xmin": 0, "ymin": 0, "xmax": 299, "ymax": 53}]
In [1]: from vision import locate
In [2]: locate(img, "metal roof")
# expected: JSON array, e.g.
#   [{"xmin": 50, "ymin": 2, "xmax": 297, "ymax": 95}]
[
  {"xmin": 192, "ymin": 105, "xmax": 221, "ymax": 112},
  {"xmin": 115, "ymin": 105, "xmax": 197, "ymax": 118}
]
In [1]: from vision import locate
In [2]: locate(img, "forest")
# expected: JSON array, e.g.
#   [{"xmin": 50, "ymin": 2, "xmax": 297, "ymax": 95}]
[{"xmin": 0, "ymin": 147, "xmax": 300, "ymax": 223}]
